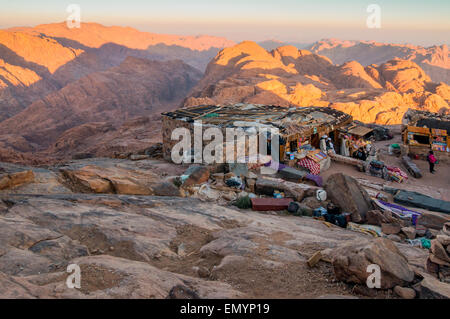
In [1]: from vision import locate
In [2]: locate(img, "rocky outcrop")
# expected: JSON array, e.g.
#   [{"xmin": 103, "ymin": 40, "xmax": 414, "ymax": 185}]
[
  {"xmin": 184, "ymin": 41, "xmax": 449, "ymax": 125},
  {"xmin": 309, "ymin": 39, "xmax": 449, "ymax": 84},
  {"xmin": 366, "ymin": 209, "xmax": 399, "ymax": 226},
  {"xmin": 419, "ymin": 272, "xmax": 450, "ymax": 299},
  {"xmin": 182, "ymin": 166, "xmax": 211, "ymax": 187},
  {"xmin": 0, "ymin": 57, "xmax": 202, "ymax": 150},
  {"xmin": 0, "ymin": 22, "xmax": 234, "ymax": 119},
  {"xmin": 0, "ymin": 191, "xmax": 377, "ymax": 298},
  {"xmin": 331, "ymin": 238, "xmax": 415, "ymax": 289},
  {"xmin": 59, "ymin": 161, "xmax": 184, "ymax": 197},
  {"xmin": 0, "ymin": 170, "xmax": 34, "ymax": 190},
  {"xmin": 0, "ymin": 22, "xmax": 235, "ymax": 164},
  {"xmin": 426, "ymin": 223, "xmax": 450, "ymax": 283},
  {"xmin": 324, "ymin": 173, "xmax": 373, "ymax": 223},
  {"xmin": 0, "ymin": 158, "xmax": 434, "ymax": 298}
]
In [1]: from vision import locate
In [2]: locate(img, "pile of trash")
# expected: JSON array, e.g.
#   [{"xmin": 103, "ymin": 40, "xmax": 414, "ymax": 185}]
[
  {"xmin": 174, "ymin": 165, "xmax": 447, "ymax": 254},
  {"xmin": 366, "ymin": 159, "xmax": 408, "ymax": 183},
  {"xmin": 174, "ymin": 161, "xmax": 325, "ymax": 212},
  {"xmin": 426, "ymin": 222, "xmax": 450, "ymax": 283}
]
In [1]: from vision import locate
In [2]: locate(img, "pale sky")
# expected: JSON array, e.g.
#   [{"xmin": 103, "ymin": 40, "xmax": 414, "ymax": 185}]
[{"xmin": 1, "ymin": 0, "xmax": 449, "ymax": 46}]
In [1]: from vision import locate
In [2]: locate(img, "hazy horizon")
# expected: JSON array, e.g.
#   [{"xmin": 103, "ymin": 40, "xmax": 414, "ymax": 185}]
[{"xmin": 1, "ymin": 0, "xmax": 449, "ymax": 46}]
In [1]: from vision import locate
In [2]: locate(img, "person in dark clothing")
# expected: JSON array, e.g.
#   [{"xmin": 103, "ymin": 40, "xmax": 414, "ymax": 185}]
[{"xmin": 427, "ymin": 150, "xmax": 437, "ymax": 173}]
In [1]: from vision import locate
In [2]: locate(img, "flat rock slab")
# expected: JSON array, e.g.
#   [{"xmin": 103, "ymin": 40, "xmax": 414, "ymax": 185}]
[{"xmin": 0, "ymin": 193, "xmax": 429, "ymax": 298}]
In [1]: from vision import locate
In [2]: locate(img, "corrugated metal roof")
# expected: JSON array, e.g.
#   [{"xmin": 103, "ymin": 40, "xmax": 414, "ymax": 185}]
[{"xmin": 162, "ymin": 104, "xmax": 353, "ymax": 136}]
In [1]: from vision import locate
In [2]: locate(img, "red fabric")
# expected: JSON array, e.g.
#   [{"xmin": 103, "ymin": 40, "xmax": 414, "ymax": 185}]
[{"xmin": 297, "ymin": 158, "xmax": 320, "ymax": 175}]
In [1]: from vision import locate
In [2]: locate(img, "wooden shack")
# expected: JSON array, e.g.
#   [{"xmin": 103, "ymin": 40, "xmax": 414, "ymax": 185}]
[
  {"xmin": 161, "ymin": 104, "xmax": 353, "ymax": 165},
  {"xmin": 402, "ymin": 109, "xmax": 450, "ymax": 160}
]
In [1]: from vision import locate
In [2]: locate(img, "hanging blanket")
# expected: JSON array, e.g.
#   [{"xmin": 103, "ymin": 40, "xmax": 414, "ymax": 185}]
[{"xmin": 297, "ymin": 158, "xmax": 320, "ymax": 175}]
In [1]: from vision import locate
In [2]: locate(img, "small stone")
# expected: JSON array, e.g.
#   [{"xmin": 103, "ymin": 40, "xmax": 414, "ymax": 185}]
[
  {"xmin": 394, "ymin": 286, "xmax": 416, "ymax": 299},
  {"xmin": 416, "ymin": 226, "xmax": 427, "ymax": 237},
  {"xmin": 301, "ymin": 196, "xmax": 323, "ymax": 210},
  {"xmin": 367, "ymin": 210, "xmax": 396, "ymax": 226},
  {"xmin": 431, "ymin": 240, "xmax": 450, "ymax": 263},
  {"xmin": 177, "ymin": 243, "xmax": 187, "ymax": 257},
  {"xmin": 130, "ymin": 154, "xmax": 150, "ymax": 161},
  {"xmin": 183, "ymin": 166, "xmax": 210, "ymax": 187},
  {"xmin": 382, "ymin": 223, "xmax": 401, "ymax": 235},
  {"xmin": 109, "ymin": 246, "xmax": 115, "ymax": 251},
  {"xmin": 429, "ymin": 229, "xmax": 440, "ymax": 238},
  {"xmin": 443, "ymin": 222, "xmax": 450, "ymax": 236},
  {"xmin": 429, "ymin": 254, "xmax": 450, "ymax": 267},
  {"xmin": 426, "ymin": 257, "xmax": 439, "ymax": 275},
  {"xmin": 197, "ymin": 267, "xmax": 210, "ymax": 278},
  {"xmin": 168, "ymin": 285, "xmax": 200, "ymax": 299},
  {"xmin": 353, "ymin": 285, "xmax": 377, "ymax": 297},
  {"xmin": 401, "ymin": 227, "xmax": 416, "ymax": 240},
  {"xmin": 246, "ymin": 179, "xmax": 256, "ymax": 193},
  {"xmin": 419, "ymin": 272, "xmax": 450, "ymax": 299},
  {"xmin": 387, "ymin": 234, "xmax": 402, "ymax": 242},
  {"xmin": 153, "ymin": 182, "xmax": 181, "ymax": 197},
  {"xmin": 436, "ymin": 234, "xmax": 450, "ymax": 246}
]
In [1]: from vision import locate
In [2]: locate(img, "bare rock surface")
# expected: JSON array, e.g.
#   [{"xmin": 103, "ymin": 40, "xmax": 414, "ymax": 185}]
[
  {"xmin": 330, "ymin": 238, "xmax": 415, "ymax": 289},
  {"xmin": 0, "ymin": 159, "xmax": 436, "ymax": 299},
  {"xmin": 0, "ymin": 187, "xmax": 430, "ymax": 298}
]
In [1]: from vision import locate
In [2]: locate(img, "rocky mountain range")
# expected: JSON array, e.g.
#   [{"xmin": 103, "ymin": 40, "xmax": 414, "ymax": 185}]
[
  {"xmin": 0, "ymin": 22, "xmax": 233, "ymax": 121},
  {"xmin": 184, "ymin": 41, "xmax": 450, "ymax": 124},
  {"xmin": 0, "ymin": 22, "xmax": 449, "ymax": 301},
  {"xmin": 309, "ymin": 39, "xmax": 449, "ymax": 84},
  {"xmin": 0, "ymin": 22, "xmax": 230, "ymax": 163},
  {"xmin": 260, "ymin": 38, "xmax": 449, "ymax": 84},
  {"xmin": 0, "ymin": 57, "xmax": 201, "ymax": 164}
]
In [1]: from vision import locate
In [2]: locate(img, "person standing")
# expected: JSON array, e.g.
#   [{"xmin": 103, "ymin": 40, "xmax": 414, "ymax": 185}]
[
  {"xmin": 326, "ymin": 138, "xmax": 335, "ymax": 153},
  {"xmin": 427, "ymin": 150, "xmax": 437, "ymax": 173}
]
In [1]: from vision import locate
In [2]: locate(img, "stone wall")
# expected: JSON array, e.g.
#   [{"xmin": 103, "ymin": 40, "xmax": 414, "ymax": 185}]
[{"xmin": 162, "ymin": 116, "xmax": 262, "ymax": 163}]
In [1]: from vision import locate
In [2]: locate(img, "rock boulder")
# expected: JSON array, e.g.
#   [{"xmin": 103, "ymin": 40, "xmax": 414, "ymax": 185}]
[
  {"xmin": 324, "ymin": 173, "xmax": 373, "ymax": 223},
  {"xmin": 332, "ymin": 238, "xmax": 414, "ymax": 289}
]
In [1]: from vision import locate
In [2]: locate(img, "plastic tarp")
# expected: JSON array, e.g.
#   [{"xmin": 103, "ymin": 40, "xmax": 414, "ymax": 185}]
[
  {"xmin": 373, "ymin": 199, "xmax": 422, "ymax": 225},
  {"xmin": 393, "ymin": 190, "xmax": 450, "ymax": 214}
]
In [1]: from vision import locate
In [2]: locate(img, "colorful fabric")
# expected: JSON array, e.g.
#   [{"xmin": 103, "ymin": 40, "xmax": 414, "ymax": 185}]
[
  {"xmin": 386, "ymin": 166, "xmax": 408, "ymax": 179},
  {"xmin": 373, "ymin": 199, "xmax": 422, "ymax": 225},
  {"xmin": 297, "ymin": 157, "xmax": 320, "ymax": 175},
  {"xmin": 306, "ymin": 173, "xmax": 323, "ymax": 187},
  {"xmin": 386, "ymin": 166, "xmax": 408, "ymax": 183}
]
